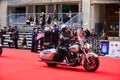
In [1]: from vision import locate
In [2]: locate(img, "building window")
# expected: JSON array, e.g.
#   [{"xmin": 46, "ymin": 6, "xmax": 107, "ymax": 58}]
[{"xmin": 8, "ymin": 6, "xmax": 26, "ymax": 25}]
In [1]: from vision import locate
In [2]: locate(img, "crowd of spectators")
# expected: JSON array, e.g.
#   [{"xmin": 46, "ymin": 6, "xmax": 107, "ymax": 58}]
[
  {"xmin": 0, "ymin": 23, "xmax": 108, "ymax": 53},
  {"xmin": 25, "ymin": 11, "xmax": 72, "ymax": 30},
  {"xmin": 0, "ymin": 11, "xmax": 108, "ymax": 53}
]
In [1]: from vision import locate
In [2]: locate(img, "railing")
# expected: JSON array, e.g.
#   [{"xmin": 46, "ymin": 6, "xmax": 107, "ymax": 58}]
[
  {"xmin": 3, "ymin": 32, "xmax": 101, "ymax": 54},
  {"xmin": 7, "ymin": 13, "xmax": 26, "ymax": 25},
  {"xmin": 7, "ymin": 13, "xmax": 79, "ymax": 28},
  {"xmin": 7, "ymin": 0, "xmax": 81, "ymax": 4},
  {"xmin": 87, "ymin": 36, "xmax": 101, "ymax": 54}
]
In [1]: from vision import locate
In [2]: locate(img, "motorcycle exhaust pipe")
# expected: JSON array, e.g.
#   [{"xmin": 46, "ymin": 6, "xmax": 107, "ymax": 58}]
[{"xmin": 38, "ymin": 59, "xmax": 71, "ymax": 66}]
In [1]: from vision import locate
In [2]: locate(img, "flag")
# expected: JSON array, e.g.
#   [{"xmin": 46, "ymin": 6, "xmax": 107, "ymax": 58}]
[{"xmin": 37, "ymin": 31, "xmax": 44, "ymax": 40}]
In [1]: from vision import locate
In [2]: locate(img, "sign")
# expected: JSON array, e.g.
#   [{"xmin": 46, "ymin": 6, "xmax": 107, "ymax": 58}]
[
  {"xmin": 83, "ymin": 20, "xmax": 88, "ymax": 26},
  {"xmin": 109, "ymin": 41, "xmax": 120, "ymax": 57},
  {"xmin": 100, "ymin": 41, "xmax": 109, "ymax": 55},
  {"xmin": 102, "ymin": 44, "xmax": 107, "ymax": 53}
]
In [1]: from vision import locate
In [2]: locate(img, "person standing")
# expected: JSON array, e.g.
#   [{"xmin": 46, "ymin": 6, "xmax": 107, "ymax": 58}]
[
  {"xmin": 68, "ymin": 10, "xmax": 72, "ymax": 19},
  {"xmin": 46, "ymin": 13, "xmax": 52, "ymax": 25},
  {"xmin": 8, "ymin": 26, "xmax": 14, "ymax": 48},
  {"xmin": 0, "ymin": 27, "xmax": 7, "ymax": 46},
  {"xmin": 37, "ymin": 29, "xmax": 44, "ymax": 50},
  {"xmin": 90, "ymin": 29, "xmax": 97, "ymax": 37},
  {"xmin": 44, "ymin": 26, "xmax": 52, "ymax": 43},
  {"xmin": 59, "ymin": 14, "xmax": 64, "ymax": 24},
  {"xmin": 72, "ymin": 28, "xmax": 77, "ymax": 37},
  {"xmin": 12, "ymin": 26, "xmax": 19, "ymax": 49},
  {"xmin": 31, "ymin": 28, "xmax": 38, "ymax": 52},
  {"xmin": 8, "ymin": 25, "xmax": 14, "ymax": 32},
  {"xmin": 77, "ymin": 27, "xmax": 88, "ymax": 55},
  {"xmin": 84, "ymin": 28, "xmax": 90, "ymax": 38},
  {"xmin": 39, "ymin": 12, "xmax": 45, "ymax": 30},
  {"xmin": 28, "ymin": 15, "xmax": 33, "ymax": 23},
  {"xmin": 33, "ymin": 15, "xmax": 39, "ymax": 25},
  {"xmin": 63, "ymin": 14, "xmax": 70, "ymax": 23},
  {"xmin": 100, "ymin": 30, "xmax": 108, "ymax": 40},
  {"xmin": 77, "ymin": 27, "xmax": 86, "ymax": 47},
  {"xmin": 51, "ymin": 25, "xmax": 59, "ymax": 48}
]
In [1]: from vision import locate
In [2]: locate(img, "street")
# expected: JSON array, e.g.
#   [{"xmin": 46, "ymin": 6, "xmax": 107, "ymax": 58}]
[{"xmin": 0, "ymin": 48, "xmax": 120, "ymax": 80}]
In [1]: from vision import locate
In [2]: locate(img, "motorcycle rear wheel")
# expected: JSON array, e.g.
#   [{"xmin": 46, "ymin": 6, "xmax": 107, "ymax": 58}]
[
  {"xmin": 84, "ymin": 56, "xmax": 99, "ymax": 72},
  {"xmin": 0, "ymin": 47, "xmax": 2, "ymax": 56},
  {"xmin": 46, "ymin": 62, "xmax": 57, "ymax": 67}
]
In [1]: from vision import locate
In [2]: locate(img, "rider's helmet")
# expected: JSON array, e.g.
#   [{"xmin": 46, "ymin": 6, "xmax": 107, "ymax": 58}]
[{"xmin": 61, "ymin": 24, "xmax": 68, "ymax": 32}]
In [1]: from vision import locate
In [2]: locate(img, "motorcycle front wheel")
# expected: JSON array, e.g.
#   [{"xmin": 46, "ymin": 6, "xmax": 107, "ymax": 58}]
[
  {"xmin": 46, "ymin": 62, "xmax": 57, "ymax": 67},
  {"xmin": 0, "ymin": 47, "xmax": 2, "ymax": 56},
  {"xmin": 84, "ymin": 56, "xmax": 99, "ymax": 72}
]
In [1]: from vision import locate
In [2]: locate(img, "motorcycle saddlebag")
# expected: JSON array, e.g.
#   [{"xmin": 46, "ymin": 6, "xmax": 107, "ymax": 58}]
[{"xmin": 40, "ymin": 48, "xmax": 57, "ymax": 60}]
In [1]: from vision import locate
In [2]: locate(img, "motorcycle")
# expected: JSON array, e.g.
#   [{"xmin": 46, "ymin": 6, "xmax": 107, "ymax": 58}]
[
  {"xmin": 0, "ymin": 44, "xmax": 2, "ymax": 56},
  {"xmin": 39, "ymin": 37, "xmax": 99, "ymax": 72}
]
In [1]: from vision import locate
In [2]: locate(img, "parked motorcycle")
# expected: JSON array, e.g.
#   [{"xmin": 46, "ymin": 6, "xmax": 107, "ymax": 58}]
[
  {"xmin": 39, "ymin": 38, "xmax": 99, "ymax": 72},
  {"xmin": 0, "ymin": 44, "xmax": 2, "ymax": 56}
]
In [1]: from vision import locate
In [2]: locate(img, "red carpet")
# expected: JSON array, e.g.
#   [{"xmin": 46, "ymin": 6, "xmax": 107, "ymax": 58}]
[{"xmin": 0, "ymin": 48, "xmax": 120, "ymax": 80}]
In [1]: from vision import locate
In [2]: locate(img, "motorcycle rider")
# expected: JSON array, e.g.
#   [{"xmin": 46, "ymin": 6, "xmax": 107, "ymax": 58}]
[
  {"xmin": 59, "ymin": 26, "xmax": 75, "ymax": 64},
  {"xmin": 59, "ymin": 26, "xmax": 71, "ymax": 47}
]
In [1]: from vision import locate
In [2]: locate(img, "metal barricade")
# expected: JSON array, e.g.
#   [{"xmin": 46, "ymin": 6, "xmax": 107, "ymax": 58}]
[{"xmin": 87, "ymin": 36, "xmax": 101, "ymax": 55}]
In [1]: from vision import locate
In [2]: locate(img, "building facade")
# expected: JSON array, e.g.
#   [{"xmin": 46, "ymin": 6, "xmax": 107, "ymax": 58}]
[{"xmin": 0, "ymin": 0, "xmax": 120, "ymax": 38}]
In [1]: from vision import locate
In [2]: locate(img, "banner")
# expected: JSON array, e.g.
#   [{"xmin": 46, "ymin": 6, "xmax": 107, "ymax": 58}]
[
  {"xmin": 109, "ymin": 41, "xmax": 120, "ymax": 57},
  {"xmin": 100, "ymin": 41, "xmax": 109, "ymax": 55}
]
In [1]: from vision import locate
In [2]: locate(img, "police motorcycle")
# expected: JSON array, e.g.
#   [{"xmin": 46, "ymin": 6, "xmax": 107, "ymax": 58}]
[
  {"xmin": 0, "ymin": 44, "xmax": 2, "ymax": 56},
  {"xmin": 39, "ymin": 28, "xmax": 99, "ymax": 72}
]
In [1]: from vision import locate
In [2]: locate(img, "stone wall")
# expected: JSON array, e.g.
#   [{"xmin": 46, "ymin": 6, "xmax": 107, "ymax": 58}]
[
  {"xmin": 82, "ymin": 0, "xmax": 91, "ymax": 30},
  {"xmin": 92, "ymin": 0, "xmax": 119, "ymax": 4},
  {"xmin": 0, "ymin": 1, "xmax": 1, "ymax": 28},
  {"xmin": 0, "ymin": 0, "xmax": 7, "ymax": 28}
]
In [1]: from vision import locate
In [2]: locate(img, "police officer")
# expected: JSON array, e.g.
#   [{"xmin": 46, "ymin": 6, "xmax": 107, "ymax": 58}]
[
  {"xmin": 59, "ymin": 26, "xmax": 71, "ymax": 47},
  {"xmin": 31, "ymin": 28, "xmax": 38, "ymax": 52},
  {"xmin": 51, "ymin": 25, "xmax": 59, "ymax": 48}
]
